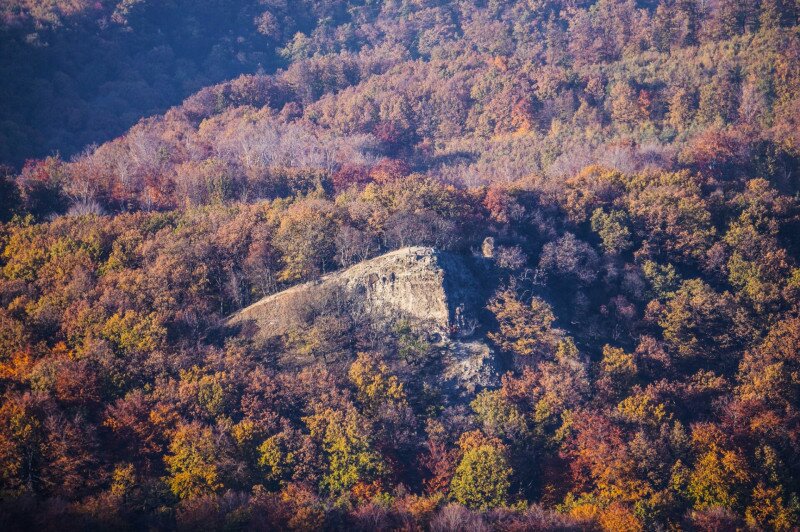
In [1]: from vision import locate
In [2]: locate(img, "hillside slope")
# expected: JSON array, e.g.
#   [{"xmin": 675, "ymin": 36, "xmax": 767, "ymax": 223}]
[{"xmin": 1, "ymin": 1, "xmax": 800, "ymax": 529}]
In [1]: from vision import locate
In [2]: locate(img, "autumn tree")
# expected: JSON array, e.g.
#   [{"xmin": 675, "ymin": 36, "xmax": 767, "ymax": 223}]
[
  {"xmin": 657, "ymin": 279, "xmax": 747, "ymax": 367},
  {"xmin": 684, "ymin": 424, "xmax": 751, "ymax": 511},
  {"xmin": 164, "ymin": 422, "xmax": 223, "ymax": 500},
  {"xmin": 487, "ymin": 287, "xmax": 561, "ymax": 359},
  {"xmin": 591, "ymin": 208, "xmax": 633, "ymax": 255},
  {"xmin": 449, "ymin": 431, "xmax": 512, "ymax": 510},
  {"xmin": 273, "ymin": 199, "xmax": 337, "ymax": 282},
  {"xmin": 538, "ymin": 233, "xmax": 599, "ymax": 285},
  {"xmin": 303, "ymin": 405, "xmax": 386, "ymax": 499},
  {"xmin": 626, "ymin": 171, "xmax": 716, "ymax": 263}
]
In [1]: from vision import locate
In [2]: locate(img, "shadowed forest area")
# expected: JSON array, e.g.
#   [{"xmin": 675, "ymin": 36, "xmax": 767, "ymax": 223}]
[{"xmin": 1, "ymin": 1, "xmax": 800, "ymax": 530}]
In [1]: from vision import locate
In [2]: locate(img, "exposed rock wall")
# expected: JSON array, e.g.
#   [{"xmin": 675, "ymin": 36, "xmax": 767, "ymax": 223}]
[
  {"xmin": 228, "ymin": 246, "xmax": 500, "ymax": 398},
  {"xmin": 228, "ymin": 247, "xmax": 479, "ymax": 340}
]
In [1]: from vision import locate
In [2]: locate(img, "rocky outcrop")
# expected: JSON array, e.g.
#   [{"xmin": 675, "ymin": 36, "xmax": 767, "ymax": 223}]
[
  {"xmin": 229, "ymin": 247, "xmax": 480, "ymax": 340},
  {"xmin": 227, "ymin": 246, "xmax": 500, "ymax": 398},
  {"xmin": 442, "ymin": 340, "xmax": 499, "ymax": 395}
]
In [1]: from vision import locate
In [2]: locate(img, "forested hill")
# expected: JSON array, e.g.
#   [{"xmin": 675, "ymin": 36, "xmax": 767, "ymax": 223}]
[
  {"xmin": 3, "ymin": 0, "xmax": 800, "ymax": 213},
  {"xmin": 1, "ymin": 1, "xmax": 800, "ymax": 530},
  {"xmin": 0, "ymin": 0, "xmax": 363, "ymax": 167}
]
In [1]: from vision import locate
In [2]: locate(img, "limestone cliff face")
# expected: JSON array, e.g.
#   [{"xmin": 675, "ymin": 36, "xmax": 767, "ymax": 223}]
[{"xmin": 229, "ymin": 247, "xmax": 479, "ymax": 339}]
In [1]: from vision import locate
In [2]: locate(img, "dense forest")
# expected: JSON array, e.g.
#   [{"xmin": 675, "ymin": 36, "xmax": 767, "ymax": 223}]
[
  {"xmin": 0, "ymin": 0, "xmax": 354, "ymax": 166},
  {"xmin": 1, "ymin": 0, "xmax": 800, "ymax": 530}
]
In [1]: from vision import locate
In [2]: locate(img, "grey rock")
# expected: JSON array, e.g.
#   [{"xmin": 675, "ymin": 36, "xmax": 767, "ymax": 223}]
[
  {"xmin": 229, "ymin": 246, "xmax": 480, "ymax": 339},
  {"xmin": 228, "ymin": 246, "xmax": 500, "ymax": 399}
]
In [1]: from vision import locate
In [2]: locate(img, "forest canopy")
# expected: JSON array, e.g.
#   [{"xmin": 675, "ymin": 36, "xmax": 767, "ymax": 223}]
[{"xmin": 1, "ymin": 0, "xmax": 800, "ymax": 530}]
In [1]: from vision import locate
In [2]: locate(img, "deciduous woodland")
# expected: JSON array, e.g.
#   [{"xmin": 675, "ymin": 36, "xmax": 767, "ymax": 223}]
[{"xmin": 1, "ymin": 1, "xmax": 800, "ymax": 530}]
